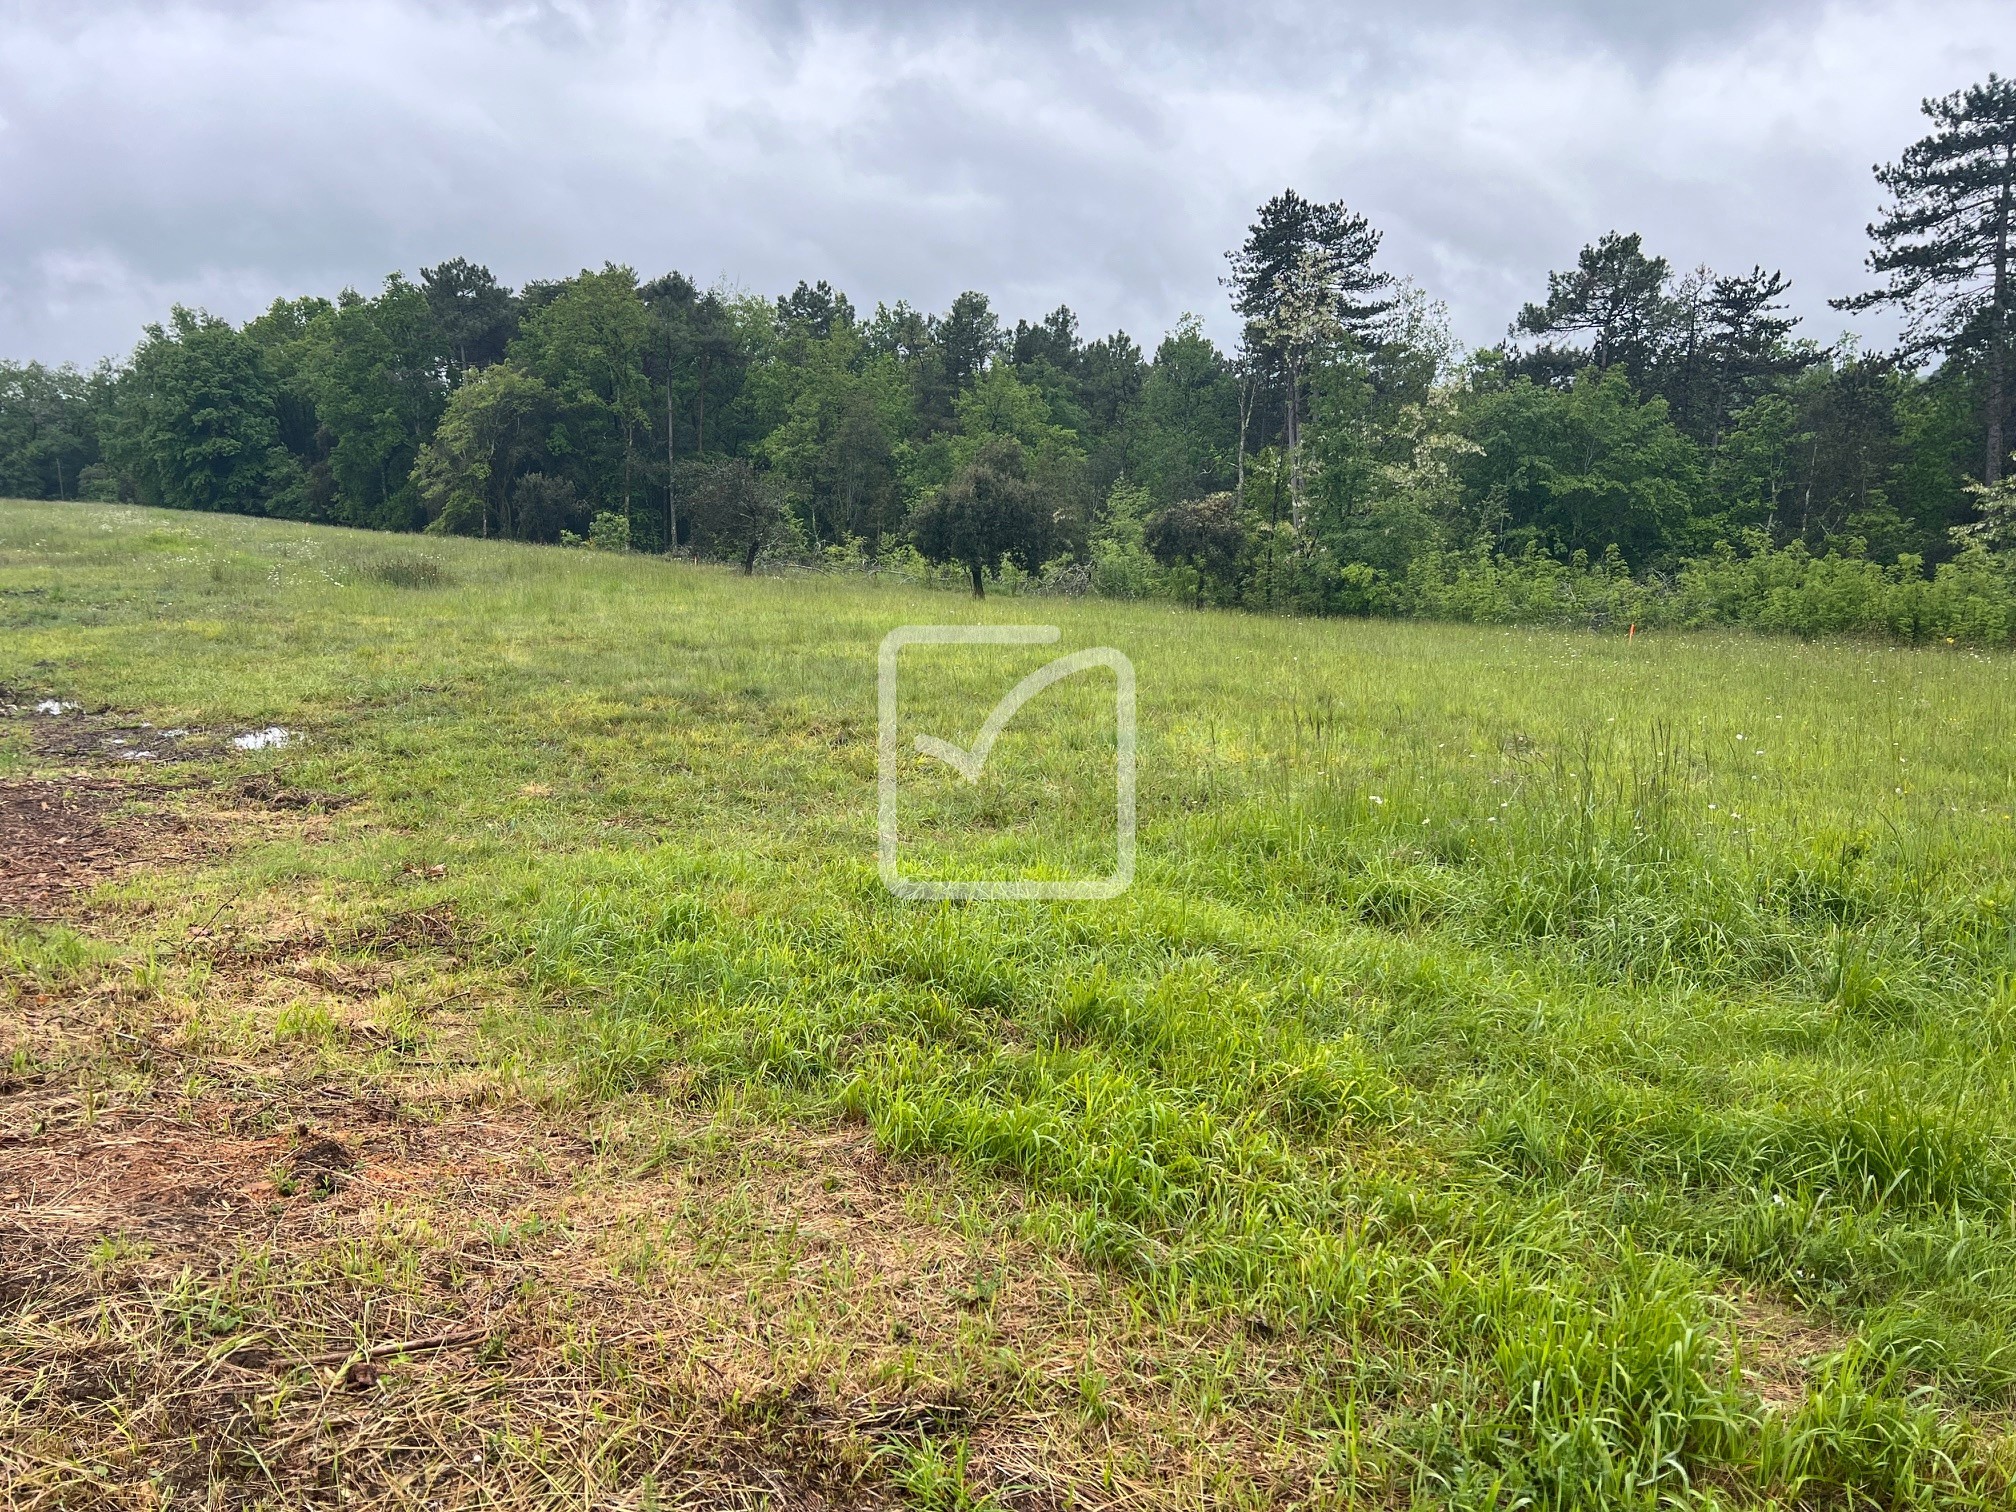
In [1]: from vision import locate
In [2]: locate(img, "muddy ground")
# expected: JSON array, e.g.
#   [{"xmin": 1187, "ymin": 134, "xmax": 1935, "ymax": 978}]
[{"xmin": 0, "ymin": 777, "xmax": 194, "ymax": 918}]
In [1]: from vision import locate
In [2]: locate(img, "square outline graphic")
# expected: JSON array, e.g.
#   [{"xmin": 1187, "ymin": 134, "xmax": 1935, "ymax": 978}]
[{"xmin": 878, "ymin": 625, "xmax": 1136, "ymax": 900}]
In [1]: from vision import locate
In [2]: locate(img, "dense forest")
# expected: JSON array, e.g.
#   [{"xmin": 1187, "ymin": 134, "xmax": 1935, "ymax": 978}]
[{"xmin": 5, "ymin": 75, "xmax": 2016, "ymax": 638}]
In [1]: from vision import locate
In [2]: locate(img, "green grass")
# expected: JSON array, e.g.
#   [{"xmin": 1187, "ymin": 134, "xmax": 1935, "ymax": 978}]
[{"xmin": 6, "ymin": 497, "xmax": 2016, "ymax": 1507}]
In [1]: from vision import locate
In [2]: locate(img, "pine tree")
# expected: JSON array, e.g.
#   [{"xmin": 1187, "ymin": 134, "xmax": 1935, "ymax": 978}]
[
  {"xmin": 1515, "ymin": 231, "xmax": 1673, "ymax": 385},
  {"xmin": 1227, "ymin": 191, "xmax": 1391, "ymax": 340},
  {"xmin": 1835, "ymin": 74, "xmax": 2016, "ymax": 483},
  {"xmin": 1227, "ymin": 191, "xmax": 1392, "ymax": 529},
  {"xmin": 421, "ymin": 259, "xmax": 519, "ymax": 380},
  {"xmin": 1705, "ymin": 267, "xmax": 1813, "ymax": 442}
]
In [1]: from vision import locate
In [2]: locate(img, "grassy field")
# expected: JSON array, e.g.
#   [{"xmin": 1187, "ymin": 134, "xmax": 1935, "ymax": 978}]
[{"xmin": 5, "ymin": 498, "xmax": 2016, "ymax": 1509}]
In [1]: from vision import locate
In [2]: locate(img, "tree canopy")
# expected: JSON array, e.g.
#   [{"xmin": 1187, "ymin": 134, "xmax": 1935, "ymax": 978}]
[{"xmin": 6, "ymin": 70, "xmax": 2013, "ymax": 626}]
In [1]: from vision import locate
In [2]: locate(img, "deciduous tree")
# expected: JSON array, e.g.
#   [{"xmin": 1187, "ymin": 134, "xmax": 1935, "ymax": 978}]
[
  {"xmin": 107, "ymin": 309, "xmax": 285, "ymax": 516},
  {"xmin": 512, "ymin": 265, "xmax": 655, "ymax": 525},
  {"xmin": 909, "ymin": 436, "xmax": 1048, "ymax": 596},
  {"xmin": 1146, "ymin": 491, "xmax": 1247, "ymax": 607},
  {"xmin": 412, "ymin": 363, "xmax": 556, "ymax": 538},
  {"xmin": 680, "ymin": 455, "xmax": 792, "ymax": 572},
  {"xmin": 0, "ymin": 361, "xmax": 100, "ymax": 500}
]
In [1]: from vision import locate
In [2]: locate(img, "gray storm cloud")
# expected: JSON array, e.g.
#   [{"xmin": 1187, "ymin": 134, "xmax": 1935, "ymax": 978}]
[{"xmin": 0, "ymin": 0, "xmax": 2006, "ymax": 365}]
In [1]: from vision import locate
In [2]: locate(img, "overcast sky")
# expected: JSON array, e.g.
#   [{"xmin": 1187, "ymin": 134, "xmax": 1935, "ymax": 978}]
[{"xmin": 0, "ymin": 0, "xmax": 2008, "ymax": 366}]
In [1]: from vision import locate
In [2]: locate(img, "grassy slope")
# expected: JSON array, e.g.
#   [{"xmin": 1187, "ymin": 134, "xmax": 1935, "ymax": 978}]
[{"xmin": 5, "ymin": 498, "xmax": 2016, "ymax": 1508}]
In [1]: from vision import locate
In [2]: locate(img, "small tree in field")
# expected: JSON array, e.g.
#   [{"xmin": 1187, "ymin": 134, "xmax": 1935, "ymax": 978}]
[
  {"xmin": 681, "ymin": 456, "xmax": 791, "ymax": 572},
  {"xmin": 1146, "ymin": 491, "xmax": 1248, "ymax": 607},
  {"xmin": 909, "ymin": 437, "xmax": 1049, "ymax": 596}
]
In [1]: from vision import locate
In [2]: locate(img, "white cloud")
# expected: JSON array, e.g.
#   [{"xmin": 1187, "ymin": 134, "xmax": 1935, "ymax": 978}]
[{"xmin": 0, "ymin": 0, "xmax": 2006, "ymax": 364}]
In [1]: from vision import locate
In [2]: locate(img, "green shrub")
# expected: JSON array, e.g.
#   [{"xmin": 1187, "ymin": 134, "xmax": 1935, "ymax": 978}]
[{"xmin": 587, "ymin": 511, "xmax": 631, "ymax": 552}]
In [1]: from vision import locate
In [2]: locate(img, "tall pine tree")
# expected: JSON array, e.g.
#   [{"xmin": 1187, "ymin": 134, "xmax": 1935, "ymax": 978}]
[
  {"xmin": 1227, "ymin": 191, "xmax": 1392, "ymax": 528},
  {"xmin": 1515, "ymin": 231, "xmax": 1673, "ymax": 386},
  {"xmin": 1836, "ymin": 74, "xmax": 2016, "ymax": 483}
]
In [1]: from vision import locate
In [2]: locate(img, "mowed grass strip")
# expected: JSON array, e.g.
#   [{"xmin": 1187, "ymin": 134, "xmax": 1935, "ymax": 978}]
[{"xmin": 4, "ymin": 497, "xmax": 2016, "ymax": 1508}]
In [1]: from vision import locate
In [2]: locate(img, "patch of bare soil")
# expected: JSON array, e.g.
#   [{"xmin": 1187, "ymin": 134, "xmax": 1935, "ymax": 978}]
[
  {"xmin": 235, "ymin": 773, "xmax": 352, "ymax": 812},
  {"xmin": 24, "ymin": 708, "xmax": 225, "ymax": 764},
  {"xmin": 10, "ymin": 705, "xmax": 336, "ymax": 794},
  {"xmin": 1732, "ymin": 1291, "xmax": 1855, "ymax": 1412},
  {"xmin": 0, "ymin": 778, "xmax": 200, "ymax": 917},
  {"xmin": 0, "ymin": 1063, "xmax": 1356, "ymax": 1510},
  {"xmin": 0, "ymin": 1078, "xmax": 940, "ymax": 1506},
  {"xmin": 0, "ymin": 716, "xmax": 345, "ymax": 922}
]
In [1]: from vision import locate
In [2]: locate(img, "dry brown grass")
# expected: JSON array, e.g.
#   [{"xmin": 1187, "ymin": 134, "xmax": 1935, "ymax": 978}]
[
  {"xmin": 0, "ymin": 1052, "xmax": 1389, "ymax": 1509},
  {"xmin": 2, "ymin": 798, "xmax": 1390, "ymax": 1510},
  {"xmin": 1729, "ymin": 1291, "xmax": 1856, "ymax": 1416}
]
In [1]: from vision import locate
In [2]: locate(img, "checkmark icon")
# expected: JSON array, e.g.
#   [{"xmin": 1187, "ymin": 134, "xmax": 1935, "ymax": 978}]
[
  {"xmin": 877, "ymin": 625, "xmax": 1136, "ymax": 900},
  {"xmin": 912, "ymin": 647, "xmax": 1126, "ymax": 784}
]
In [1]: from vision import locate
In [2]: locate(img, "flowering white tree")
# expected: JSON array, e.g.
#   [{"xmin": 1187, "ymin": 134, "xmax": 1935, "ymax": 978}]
[
  {"xmin": 1953, "ymin": 462, "xmax": 2016, "ymax": 551},
  {"xmin": 1257, "ymin": 245, "xmax": 1349, "ymax": 531},
  {"xmin": 1226, "ymin": 191, "xmax": 1392, "ymax": 533}
]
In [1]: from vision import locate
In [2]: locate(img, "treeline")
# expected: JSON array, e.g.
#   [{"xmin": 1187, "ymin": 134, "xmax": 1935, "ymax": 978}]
[{"xmin": 5, "ymin": 75, "xmax": 2015, "ymax": 639}]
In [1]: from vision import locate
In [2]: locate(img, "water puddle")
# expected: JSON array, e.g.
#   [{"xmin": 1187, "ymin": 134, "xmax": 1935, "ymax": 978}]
[{"xmin": 232, "ymin": 727, "xmax": 296, "ymax": 751}]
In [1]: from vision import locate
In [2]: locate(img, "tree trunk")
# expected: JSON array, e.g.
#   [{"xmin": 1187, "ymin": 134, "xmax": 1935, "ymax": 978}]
[
  {"xmin": 696, "ymin": 356, "xmax": 709, "ymax": 454},
  {"xmin": 666, "ymin": 377, "xmax": 678, "ymax": 552},
  {"xmin": 742, "ymin": 535, "xmax": 759, "ymax": 574},
  {"xmin": 1285, "ymin": 363, "xmax": 1305, "ymax": 533},
  {"xmin": 1989, "ymin": 147, "xmax": 2012, "ymax": 485},
  {"xmin": 968, "ymin": 559, "xmax": 985, "ymax": 598},
  {"xmin": 1993, "ymin": 342, "xmax": 2008, "ymax": 487},
  {"xmin": 1801, "ymin": 436, "xmax": 1820, "ymax": 542},
  {"xmin": 1235, "ymin": 367, "xmax": 1253, "ymax": 507}
]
